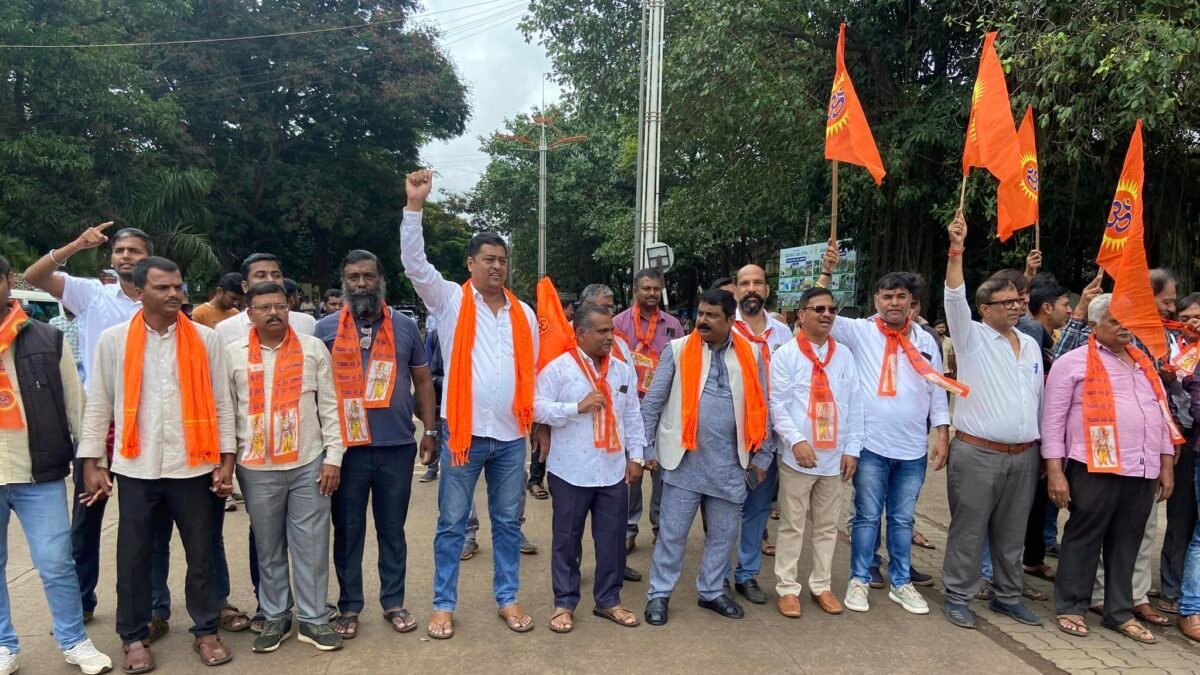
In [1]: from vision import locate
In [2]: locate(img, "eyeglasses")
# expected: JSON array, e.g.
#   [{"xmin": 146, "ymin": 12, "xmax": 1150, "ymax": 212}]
[
  {"xmin": 250, "ymin": 303, "xmax": 290, "ymax": 314},
  {"xmin": 981, "ymin": 298, "xmax": 1027, "ymax": 310},
  {"xmin": 804, "ymin": 305, "xmax": 837, "ymax": 315}
]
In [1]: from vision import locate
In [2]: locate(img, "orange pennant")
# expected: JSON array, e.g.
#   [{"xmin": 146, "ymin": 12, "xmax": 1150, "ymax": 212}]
[
  {"xmin": 824, "ymin": 23, "xmax": 885, "ymax": 185},
  {"xmin": 962, "ymin": 32, "xmax": 1022, "ymax": 185},
  {"xmin": 1096, "ymin": 120, "xmax": 1166, "ymax": 360},
  {"xmin": 996, "ymin": 105, "xmax": 1040, "ymax": 241},
  {"xmin": 536, "ymin": 276, "xmax": 575, "ymax": 372}
]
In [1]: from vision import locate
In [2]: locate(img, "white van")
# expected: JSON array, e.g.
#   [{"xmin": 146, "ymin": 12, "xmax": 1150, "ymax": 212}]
[{"xmin": 11, "ymin": 288, "xmax": 64, "ymax": 323}]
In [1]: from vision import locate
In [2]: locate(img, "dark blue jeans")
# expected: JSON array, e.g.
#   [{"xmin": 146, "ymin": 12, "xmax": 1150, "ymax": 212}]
[
  {"xmin": 850, "ymin": 449, "xmax": 927, "ymax": 588},
  {"xmin": 332, "ymin": 444, "xmax": 418, "ymax": 613}
]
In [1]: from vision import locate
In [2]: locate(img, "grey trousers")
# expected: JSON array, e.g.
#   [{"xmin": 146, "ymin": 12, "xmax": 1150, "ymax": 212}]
[
  {"xmin": 238, "ymin": 456, "xmax": 331, "ymax": 624},
  {"xmin": 942, "ymin": 439, "xmax": 1039, "ymax": 605},
  {"xmin": 627, "ymin": 465, "xmax": 664, "ymax": 540},
  {"xmin": 647, "ymin": 482, "xmax": 741, "ymax": 602}
]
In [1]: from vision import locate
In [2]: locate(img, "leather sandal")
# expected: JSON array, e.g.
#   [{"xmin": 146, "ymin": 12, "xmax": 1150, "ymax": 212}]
[
  {"xmin": 427, "ymin": 610, "xmax": 454, "ymax": 640},
  {"xmin": 549, "ymin": 608, "xmax": 574, "ymax": 634},
  {"xmin": 218, "ymin": 606, "xmax": 251, "ymax": 632},
  {"xmin": 122, "ymin": 640, "xmax": 155, "ymax": 674},
  {"xmin": 498, "ymin": 603, "xmax": 535, "ymax": 633},
  {"xmin": 193, "ymin": 635, "xmax": 233, "ymax": 667},
  {"xmin": 385, "ymin": 608, "xmax": 418, "ymax": 633},
  {"xmin": 1110, "ymin": 618, "xmax": 1156, "ymax": 644},
  {"xmin": 1133, "ymin": 602, "xmax": 1172, "ymax": 626},
  {"xmin": 593, "ymin": 605, "xmax": 640, "ymax": 627}
]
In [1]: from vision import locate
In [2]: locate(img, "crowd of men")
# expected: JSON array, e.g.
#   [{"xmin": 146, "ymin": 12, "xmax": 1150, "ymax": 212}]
[{"xmin": 0, "ymin": 169, "xmax": 1198, "ymax": 673}]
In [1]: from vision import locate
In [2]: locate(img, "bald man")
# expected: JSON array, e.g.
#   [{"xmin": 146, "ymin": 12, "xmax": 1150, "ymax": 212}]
[{"xmin": 724, "ymin": 265, "xmax": 792, "ymax": 604}]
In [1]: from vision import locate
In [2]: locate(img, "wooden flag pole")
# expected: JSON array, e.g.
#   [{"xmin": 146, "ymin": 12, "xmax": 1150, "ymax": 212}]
[
  {"xmin": 957, "ymin": 174, "xmax": 968, "ymax": 214},
  {"xmin": 830, "ymin": 160, "xmax": 840, "ymax": 241}
]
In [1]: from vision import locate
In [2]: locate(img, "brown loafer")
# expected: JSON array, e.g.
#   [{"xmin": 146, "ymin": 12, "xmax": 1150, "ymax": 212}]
[
  {"xmin": 193, "ymin": 635, "xmax": 233, "ymax": 667},
  {"xmin": 777, "ymin": 594, "xmax": 802, "ymax": 618},
  {"xmin": 122, "ymin": 640, "xmax": 155, "ymax": 674},
  {"xmin": 1179, "ymin": 614, "xmax": 1200, "ymax": 642},
  {"xmin": 811, "ymin": 590, "xmax": 844, "ymax": 615}
]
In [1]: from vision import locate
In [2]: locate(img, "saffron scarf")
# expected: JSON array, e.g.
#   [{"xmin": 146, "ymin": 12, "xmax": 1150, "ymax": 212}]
[
  {"xmin": 1082, "ymin": 335, "xmax": 1185, "ymax": 473},
  {"xmin": 242, "ymin": 326, "xmax": 304, "ymax": 465},
  {"xmin": 331, "ymin": 307, "xmax": 397, "ymax": 447},
  {"xmin": 446, "ymin": 282, "xmax": 535, "ymax": 465},
  {"xmin": 874, "ymin": 318, "xmax": 969, "ymax": 398},
  {"xmin": 121, "ymin": 310, "xmax": 219, "ymax": 466},
  {"xmin": 630, "ymin": 307, "xmax": 662, "ymax": 395},
  {"xmin": 1163, "ymin": 320, "xmax": 1199, "ymax": 377},
  {"xmin": 734, "ymin": 320, "xmax": 775, "ymax": 394},
  {"xmin": 679, "ymin": 331, "xmax": 768, "ymax": 452},
  {"xmin": 0, "ymin": 302, "xmax": 30, "ymax": 429},
  {"xmin": 795, "ymin": 336, "xmax": 839, "ymax": 450},
  {"xmin": 569, "ymin": 349, "xmax": 621, "ymax": 453}
]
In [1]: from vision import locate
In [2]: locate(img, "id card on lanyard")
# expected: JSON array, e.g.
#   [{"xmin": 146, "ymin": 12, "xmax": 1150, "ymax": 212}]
[{"xmin": 632, "ymin": 347, "xmax": 658, "ymax": 395}]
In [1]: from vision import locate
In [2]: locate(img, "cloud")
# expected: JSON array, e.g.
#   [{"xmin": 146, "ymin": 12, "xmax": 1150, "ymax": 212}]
[{"xmin": 416, "ymin": 0, "xmax": 565, "ymax": 198}]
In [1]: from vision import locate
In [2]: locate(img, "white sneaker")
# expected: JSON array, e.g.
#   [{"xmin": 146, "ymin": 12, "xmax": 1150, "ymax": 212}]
[
  {"xmin": 889, "ymin": 583, "xmax": 930, "ymax": 615},
  {"xmin": 844, "ymin": 579, "xmax": 870, "ymax": 613},
  {"xmin": 63, "ymin": 639, "xmax": 112, "ymax": 675},
  {"xmin": 0, "ymin": 646, "xmax": 18, "ymax": 675}
]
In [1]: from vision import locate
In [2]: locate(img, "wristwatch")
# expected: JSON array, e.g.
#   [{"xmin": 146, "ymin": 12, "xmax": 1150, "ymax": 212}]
[
  {"xmin": 630, "ymin": 458, "xmax": 645, "ymax": 467},
  {"xmin": 423, "ymin": 430, "xmax": 439, "ymax": 438}
]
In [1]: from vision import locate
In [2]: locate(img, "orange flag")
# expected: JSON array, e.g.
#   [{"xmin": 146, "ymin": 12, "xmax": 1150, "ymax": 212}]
[
  {"xmin": 995, "ymin": 105, "xmax": 1040, "ymax": 241},
  {"xmin": 824, "ymin": 23, "xmax": 885, "ymax": 185},
  {"xmin": 962, "ymin": 32, "xmax": 1021, "ymax": 180},
  {"xmin": 1097, "ymin": 119, "xmax": 1166, "ymax": 359},
  {"xmin": 536, "ymin": 277, "xmax": 575, "ymax": 372}
]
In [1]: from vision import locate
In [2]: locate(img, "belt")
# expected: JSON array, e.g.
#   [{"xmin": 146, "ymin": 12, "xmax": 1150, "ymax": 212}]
[{"xmin": 954, "ymin": 430, "xmax": 1035, "ymax": 455}]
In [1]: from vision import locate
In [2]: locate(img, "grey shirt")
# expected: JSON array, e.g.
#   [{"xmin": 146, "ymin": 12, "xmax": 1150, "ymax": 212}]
[{"xmin": 642, "ymin": 335, "xmax": 772, "ymax": 504}]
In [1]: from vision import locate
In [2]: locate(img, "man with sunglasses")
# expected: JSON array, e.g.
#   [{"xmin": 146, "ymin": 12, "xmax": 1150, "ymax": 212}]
[{"xmin": 939, "ymin": 215, "xmax": 1044, "ymax": 630}]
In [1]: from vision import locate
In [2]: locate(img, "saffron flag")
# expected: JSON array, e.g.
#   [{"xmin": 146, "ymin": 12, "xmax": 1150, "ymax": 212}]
[
  {"xmin": 961, "ymin": 32, "xmax": 1021, "ymax": 181},
  {"xmin": 995, "ymin": 106, "xmax": 1040, "ymax": 241},
  {"xmin": 1097, "ymin": 119, "xmax": 1166, "ymax": 360},
  {"xmin": 824, "ymin": 23, "xmax": 885, "ymax": 185},
  {"xmin": 536, "ymin": 276, "xmax": 575, "ymax": 372}
]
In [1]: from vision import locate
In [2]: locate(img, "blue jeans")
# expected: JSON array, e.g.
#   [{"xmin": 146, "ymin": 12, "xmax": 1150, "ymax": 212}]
[
  {"xmin": 0, "ymin": 481, "xmax": 88, "ymax": 652},
  {"xmin": 850, "ymin": 449, "xmax": 927, "ymax": 588},
  {"xmin": 730, "ymin": 459, "xmax": 778, "ymax": 584},
  {"xmin": 150, "ymin": 487, "xmax": 234, "ymax": 620},
  {"xmin": 1044, "ymin": 503, "xmax": 1059, "ymax": 547},
  {"xmin": 982, "ymin": 536, "xmax": 993, "ymax": 582},
  {"xmin": 432, "ymin": 433, "xmax": 526, "ymax": 611},
  {"xmin": 1177, "ymin": 458, "xmax": 1200, "ymax": 616}
]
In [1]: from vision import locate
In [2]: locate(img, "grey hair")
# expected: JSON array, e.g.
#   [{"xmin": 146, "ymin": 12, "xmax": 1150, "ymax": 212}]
[
  {"xmin": 579, "ymin": 283, "xmax": 615, "ymax": 303},
  {"xmin": 1088, "ymin": 293, "xmax": 1113, "ymax": 324},
  {"xmin": 573, "ymin": 303, "xmax": 611, "ymax": 332}
]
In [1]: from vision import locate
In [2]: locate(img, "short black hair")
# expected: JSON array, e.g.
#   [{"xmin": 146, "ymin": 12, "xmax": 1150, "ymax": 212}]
[
  {"xmin": 1150, "ymin": 268, "xmax": 1178, "ymax": 296},
  {"xmin": 132, "ymin": 257, "xmax": 180, "ymax": 289},
  {"xmin": 1178, "ymin": 293, "xmax": 1200, "ymax": 315},
  {"xmin": 633, "ymin": 268, "xmax": 664, "ymax": 287},
  {"xmin": 1029, "ymin": 277, "xmax": 1069, "ymax": 316},
  {"xmin": 341, "ymin": 249, "xmax": 383, "ymax": 276},
  {"xmin": 244, "ymin": 282, "xmax": 288, "ymax": 305},
  {"xmin": 217, "ymin": 273, "xmax": 244, "ymax": 294},
  {"xmin": 239, "ymin": 253, "xmax": 282, "ymax": 280},
  {"xmin": 988, "ymin": 268, "xmax": 1029, "ymax": 295},
  {"xmin": 0, "ymin": 255, "xmax": 9, "ymax": 278},
  {"xmin": 710, "ymin": 277, "xmax": 735, "ymax": 290},
  {"xmin": 798, "ymin": 286, "xmax": 834, "ymax": 309},
  {"xmin": 976, "ymin": 278, "xmax": 1018, "ymax": 307},
  {"xmin": 323, "ymin": 288, "xmax": 344, "ymax": 302},
  {"xmin": 112, "ymin": 228, "xmax": 154, "ymax": 255},
  {"xmin": 468, "ymin": 232, "xmax": 508, "ymax": 257},
  {"xmin": 698, "ymin": 288, "xmax": 736, "ymax": 318},
  {"xmin": 283, "ymin": 278, "xmax": 299, "ymax": 297},
  {"xmin": 874, "ymin": 272, "xmax": 919, "ymax": 295}
]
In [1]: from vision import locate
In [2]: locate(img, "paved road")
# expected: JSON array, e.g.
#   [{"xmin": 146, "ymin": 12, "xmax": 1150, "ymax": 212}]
[{"xmin": 7, "ymin": 444, "xmax": 1200, "ymax": 674}]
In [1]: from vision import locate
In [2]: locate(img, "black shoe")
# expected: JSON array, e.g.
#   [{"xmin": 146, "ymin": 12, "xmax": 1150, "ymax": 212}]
[
  {"xmin": 868, "ymin": 565, "xmax": 886, "ymax": 589},
  {"xmin": 419, "ymin": 466, "xmax": 438, "ymax": 483},
  {"xmin": 252, "ymin": 617, "xmax": 295, "ymax": 653},
  {"xmin": 698, "ymin": 594, "xmax": 745, "ymax": 619},
  {"xmin": 989, "ymin": 599, "xmax": 1043, "ymax": 626},
  {"xmin": 942, "ymin": 601, "xmax": 977, "ymax": 629},
  {"xmin": 734, "ymin": 579, "xmax": 767, "ymax": 605},
  {"xmin": 645, "ymin": 597, "xmax": 669, "ymax": 626},
  {"xmin": 624, "ymin": 566, "xmax": 643, "ymax": 582},
  {"xmin": 909, "ymin": 566, "xmax": 934, "ymax": 587},
  {"xmin": 1045, "ymin": 543, "xmax": 1060, "ymax": 559}
]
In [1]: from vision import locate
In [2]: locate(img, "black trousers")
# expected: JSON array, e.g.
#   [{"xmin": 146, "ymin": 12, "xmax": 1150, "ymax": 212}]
[
  {"xmin": 1023, "ymin": 474, "xmax": 1050, "ymax": 567},
  {"xmin": 1160, "ymin": 440, "xmax": 1197, "ymax": 600},
  {"xmin": 116, "ymin": 474, "xmax": 220, "ymax": 643},
  {"xmin": 1054, "ymin": 460, "xmax": 1156, "ymax": 627},
  {"xmin": 528, "ymin": 441, "xmax": 547, "ymax": 487},
  {"xmin": 549, "ymin": 473, "xmax": 627, "ymax": 610}
]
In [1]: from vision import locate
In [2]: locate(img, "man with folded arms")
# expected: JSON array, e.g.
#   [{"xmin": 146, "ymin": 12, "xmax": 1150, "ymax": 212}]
[
  {"xmin": 770, "ymin": 286, "xmax": 863, "ymax": 619},
  {"xmin": 535, "ymin": 303, "xmax": 646, "ymax": 633},
  {"xmin": 226, "ymin": 282, "xmax": 346, "ymax": 653},
  {"xmin": 1043, "ymin": 293, "xmax": 1181, "ymax": 644},
  {"xmin": 400, "ymin": 170, "xmax": 539, "ymax": 639},
  {"xmin": 939, "ymin": 215, "xmax": 1044, "ymax": 629},
  {"xmin": 641, "ymin": 289, "xmax": 771, "ymax": 626},
  {"xmin": 78, "ymin": 257, "xmax": 237, "ymax": 671}
]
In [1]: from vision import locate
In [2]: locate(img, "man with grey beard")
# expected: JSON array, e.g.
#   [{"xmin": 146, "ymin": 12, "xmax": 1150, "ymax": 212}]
[{"xmin": 315, "ymin": 250, "xmax": 438, "ymax": 638}]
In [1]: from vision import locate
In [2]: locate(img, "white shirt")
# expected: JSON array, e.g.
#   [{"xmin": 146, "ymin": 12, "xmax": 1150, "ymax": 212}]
[
  {"xmin": 770, "ymin": 336, "xmax": 864, "ymax": 476},
  {"xmin": 944, "ymin": 283, "xmax": 1043, "ymax": 443},
  {"xmin": 224, "ymin": 333, "xmax": 345, "ymax": 470},
  {"xmin": 830, "ymin": 315, "xmax": 951, "ymax": 460},
  {"xmin": 399, "ymin": 210, "xmax": 539, "ymax": 442},
  {"xmin": 58, "ymin": 273, "xmax": 141, "ymax": 384},
  {"xmin": 535, "ymin": 349, "xmax": 646, "ymax": 487},
  {"xmin": 79, "ymin": 319, "xmax": 236, "ymax": 479},
  {"xmin": 216, "ymin": 310, "xmax": 316, "ymax": 347}
]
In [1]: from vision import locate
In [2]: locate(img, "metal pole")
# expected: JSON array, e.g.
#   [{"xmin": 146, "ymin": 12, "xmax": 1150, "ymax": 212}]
[
  {"xmin": 538, "ymin": 116, "xmax": 548, "ymax": 279},
  {"xmin": 632, "ymin": 0, "xmax": 648, "ymax": 275},
  {"xmin": 639, "ymin": 0, "xmax": 665, "ymax": 271}
]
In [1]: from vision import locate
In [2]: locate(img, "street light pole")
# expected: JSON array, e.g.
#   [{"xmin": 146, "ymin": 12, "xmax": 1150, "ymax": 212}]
[
  {"xmin": 637, "ymin": 0, "xmax": 666, "ymax": 271},
  {"xmin": 538, "ymin": 118, "xmax": 548, "ymax": 279}
]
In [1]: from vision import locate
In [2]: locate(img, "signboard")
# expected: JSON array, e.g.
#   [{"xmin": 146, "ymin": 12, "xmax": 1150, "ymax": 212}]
[{"xmin": 777, "ymin": 240, "xmax": 857, "ymax": 310}]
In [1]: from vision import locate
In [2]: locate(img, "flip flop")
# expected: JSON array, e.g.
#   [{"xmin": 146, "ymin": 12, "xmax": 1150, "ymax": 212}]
[
  {"xmin": 1056, "ymin": 614, "xmax": 1088, "ymax": 637},
  {"xmin": 1022, "ymin": 586, "xmax": 1048, "ymax": 601},
  {"xmin": 549, "ymin": 608, "xmax": 574, "ymax": 634},
  {"xmin": 385, "ymin": 608, "xmax": 418, "ymax": 633},
  {"xmin": 427, "ymin": 611, "xmax": 454, "ymax": 640},
  {"xmin": 498, "ymin": 604, "xmax": 535, "ymax": 633},
  {"xmin": 911, "ymin": 532, "xmax": 936, "ymax": 550},
  {"xmin": 332, "ymin": 614, "xmax": 358, "ymax": 639},
  {"xmin": 593, "ymin": 606, "xmax": 640, "ymax": 628}
]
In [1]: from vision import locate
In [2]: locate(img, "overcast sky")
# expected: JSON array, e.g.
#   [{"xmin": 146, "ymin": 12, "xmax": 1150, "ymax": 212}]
[{"xmin": 415, "ymin": 0, "xmax": 565, "ymax": 198}]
